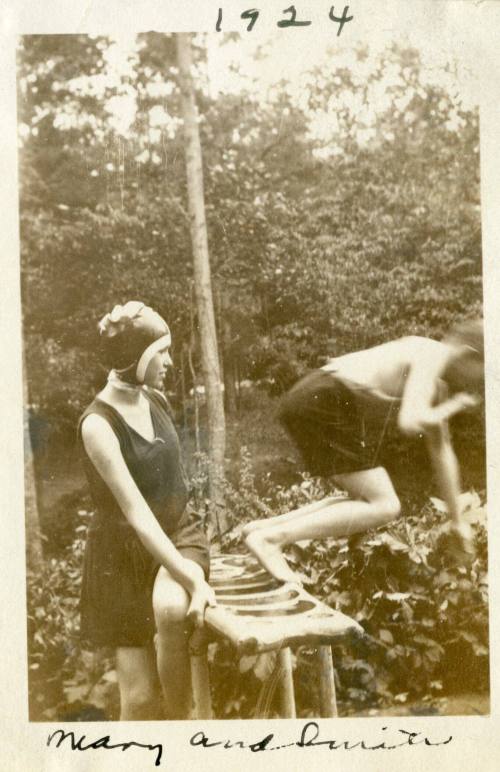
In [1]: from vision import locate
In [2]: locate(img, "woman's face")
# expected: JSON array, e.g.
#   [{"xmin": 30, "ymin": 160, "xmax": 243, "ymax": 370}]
[{"xmin": 144, "ymin": 345, "xmax": 173, "ymax": 389}]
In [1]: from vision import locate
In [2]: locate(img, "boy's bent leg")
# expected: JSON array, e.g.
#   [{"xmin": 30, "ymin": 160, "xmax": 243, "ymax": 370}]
[
  {"xmin": 246, "ymin": 467, "xmax": 401, "ymax": 583},
  {"xmin": 241, "ymin": 494, "xmax": 348, "ymax": 537},
  {"xmin": 333, "ymin": 467, "xmax": 401, "ymax": 526}
]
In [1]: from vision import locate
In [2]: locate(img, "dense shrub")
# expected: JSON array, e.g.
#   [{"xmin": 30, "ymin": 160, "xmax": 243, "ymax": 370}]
[
  {"xmin": 27, "ymin": 451, "xmax": 488, "ymax": 720},
  {"xmin": 213, "ymin": 465, "xmax": 488, "ymax": 717},
  {"xmin": 27, "ymin": 509, "xmax": 118, "ymax": 721},
  {"xmin": 20, "ymin": 41, "xmax": 482, "ymax": 450}
]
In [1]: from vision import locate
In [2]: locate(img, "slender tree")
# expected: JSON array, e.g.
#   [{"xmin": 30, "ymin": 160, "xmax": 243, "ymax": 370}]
[
  {"xmin": 23, "ymin": 345, "xmax": 43, "ymax": 568},
  {"xmin": 176, "ymin": 33, "xmax": 227, "ymax": 532}
]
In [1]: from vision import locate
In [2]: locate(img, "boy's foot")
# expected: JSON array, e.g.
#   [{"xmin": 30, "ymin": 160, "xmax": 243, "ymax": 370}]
[
  {"xmin": 241, "ymin": 519, "xmax": 269, "ymax": 537},
  {"xmin": 224, "ymin": 519, "xmax": 268, "ymax": 542},
  {"xmin": 245, "ymin": 531, "xmax": 304, "ymax": 585}
]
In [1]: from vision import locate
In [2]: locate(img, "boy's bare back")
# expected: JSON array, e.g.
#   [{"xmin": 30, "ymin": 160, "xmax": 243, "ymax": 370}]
[{"xmin": 323, "ymin": 336, "xmax": 446, "ymax": 401}]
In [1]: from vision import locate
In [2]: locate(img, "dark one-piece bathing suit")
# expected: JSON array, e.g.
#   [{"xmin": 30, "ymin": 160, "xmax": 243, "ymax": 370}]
[{"xmin": 78, "ymin": 387, "xmax": 209, "ymax": 648}]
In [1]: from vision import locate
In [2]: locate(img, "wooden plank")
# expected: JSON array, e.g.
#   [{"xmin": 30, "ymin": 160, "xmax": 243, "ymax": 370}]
[
  {"xmin": 215, "ymin": 588, "xmax": 300, "ymax": 606},
  {"xmin": 206, "ymin": 553, "xmax": 364, "ymax": 653}
]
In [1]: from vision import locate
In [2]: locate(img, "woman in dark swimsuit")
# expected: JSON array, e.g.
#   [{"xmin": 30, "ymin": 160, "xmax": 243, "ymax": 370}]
[{"xmin": 79, "ymin": 301, "xmax": 214, "ymax": 720}]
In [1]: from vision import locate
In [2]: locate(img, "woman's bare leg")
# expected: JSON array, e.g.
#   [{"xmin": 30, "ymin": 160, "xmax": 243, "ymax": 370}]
[
  {"xmin": 115, "ymin": 645, "xmax": 161, "ymax": 720},
  {"xmin": 245, "ymin": 467, "xmax": 401, "ymax": 583},
  {"xmin": 152, "ymin": 567, "xmax": 194, "ymax": 720}
]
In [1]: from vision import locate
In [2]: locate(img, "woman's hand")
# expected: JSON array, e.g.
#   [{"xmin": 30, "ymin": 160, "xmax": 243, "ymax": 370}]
[{"xmin": 187, "ymin": 579, "xmax": 217, "ymax": 628}]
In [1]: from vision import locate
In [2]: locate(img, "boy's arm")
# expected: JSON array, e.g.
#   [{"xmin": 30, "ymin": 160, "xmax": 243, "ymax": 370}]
[
  {"xmin": 424, "ymin": 422, "xmax": 462, "ymax": 524},
  {"xmin": 424, "ymin": 422, "xmax": 473, "ymax": 552},
  {"xmin": 397, "ymin": 337, "xmax": 449, "ymax": 434},
  {"xmin": 396, "ymin": 338, "xmax": 475, "ymax": 557},
  {"xmin": 397, "ymin": 337, "xmax": 478, "ymax": 434}
]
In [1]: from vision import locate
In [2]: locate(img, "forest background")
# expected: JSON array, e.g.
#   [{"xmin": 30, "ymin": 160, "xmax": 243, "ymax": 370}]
[{"xmin": 19, "ymin": 31, "xmax": 488, "ymax": 721}]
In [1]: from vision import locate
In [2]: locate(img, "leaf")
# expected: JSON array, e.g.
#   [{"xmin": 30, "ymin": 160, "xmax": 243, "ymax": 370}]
[
  {"xmin": 379, "ymin": 629, "xmax": 394, "ymax": 645},
  {"xmin": 400, "ymin": 601, "xmax": 414, "ymax": 623},
  {"xmin": 459, "ymin": 491, "xmax": 481, "ymax": 512},
  {"xmin": 63, "ymin": 684, "xmax": 89, "ymax": 704},
  {"xmin": 382, "ymin": 533, "xmax": 409, "ymax": 553},
  {"xmin": 385, "ymin": 592, "xmax": 411, "ymax": 602},
  {"xmin": 430, "ymin": 497, "xmax": 447, "ymax": 513},
  {"xmin": 425, "ymin": 648, "xmax": 442, "ymax": 664},
  {"xmin": 239, "ymin": 655, "xmax": 258, "ymax": 674},
  {"xmin": 464, "ymin": 505, "xmax": 487, "ymax": 527},
  {"xmin": 413, "ymin": 636, "xmax": 444, "ymax": 653},
  {"xmin": 87, "ymin": 681, "xmax": 115, "ymax": 710},
  {"xmin": 254, "ymin": 651, "xmax": 277, "ymax": 682},
  {"xmin": 458, "ymin": 630, "xmax": 478, "ymax": 645},
  {"xmin": 435, "ymin": 570, "xmax": 453, "ymax": 588},
  {"xmin": 101, "ymin": 669, "xmax": 117, "ymax": 683},
  {"xmin": 80, "ymin": 650, "xmax": 98, "ymax": 670}
]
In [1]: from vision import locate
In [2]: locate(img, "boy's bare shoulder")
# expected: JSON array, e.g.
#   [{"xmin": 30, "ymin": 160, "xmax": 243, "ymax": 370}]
[
  {"xmin": 389, "ymin": 335, "xmax": 444, "ymax": 357},
  {"xmin": 391, "ymin": 334, "xmax": 439, "ymax": 346}
]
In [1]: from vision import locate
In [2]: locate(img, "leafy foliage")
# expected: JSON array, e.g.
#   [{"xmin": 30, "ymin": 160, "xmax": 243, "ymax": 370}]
[
  {"xmin": 27, "ymin": 507, "xmax": 118, "ymax": 721},
  {"xmin": 27, "ymin": 451, "xmax": 488, "ymax": 720},
  {"xmin": 215, "ymin": 476, "xmax": 488, "ymax": 717},
  {"xmin": 22, "ymin": 34, "xmax": 487, "ymax": 720},
  {"xmin": 20, "ymin": 37, "xmax": 482, "ymax": 440}
]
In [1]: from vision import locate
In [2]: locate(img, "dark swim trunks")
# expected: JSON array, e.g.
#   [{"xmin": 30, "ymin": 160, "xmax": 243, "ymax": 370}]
[{"xmin": 279, "ymin": 369, "xmax": 399, "ymax": 478}]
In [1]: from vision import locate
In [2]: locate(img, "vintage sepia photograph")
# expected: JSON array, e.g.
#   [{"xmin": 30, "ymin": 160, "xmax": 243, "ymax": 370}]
[{"xmin": 19, "ymin": 17, "xmax": 489, "ymax": 728}]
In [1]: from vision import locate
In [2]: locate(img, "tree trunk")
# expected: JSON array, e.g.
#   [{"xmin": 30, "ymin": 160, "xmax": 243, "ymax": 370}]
[
  {"xmin": 224, "ymin": 348, "xmax": 238, "ymax": 415},
  {"xmin": 222, "ymin": 298, "xmax": 237, "ymax": 415},
  {"xmin": 23, "ymin": 346, "xmax": 44, "ymax": 569},
  {"xmin": 176, "ymin": 33, "xmax": 227, "ymax": 532},
  {"xmin": 188, "ymin": 288, "xmax": 201, "ymax": 458}
]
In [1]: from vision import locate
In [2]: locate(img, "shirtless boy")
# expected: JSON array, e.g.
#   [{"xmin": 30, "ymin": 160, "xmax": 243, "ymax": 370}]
[{"xmin": 244, "ymin": 321, "xmax": 484, "ymax": 585}]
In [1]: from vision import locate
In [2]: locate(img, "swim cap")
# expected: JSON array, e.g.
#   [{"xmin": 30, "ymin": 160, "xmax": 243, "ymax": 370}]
[{"xmin": 98, "ymin": 301, "xmax": 171, "ymax": 383}]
